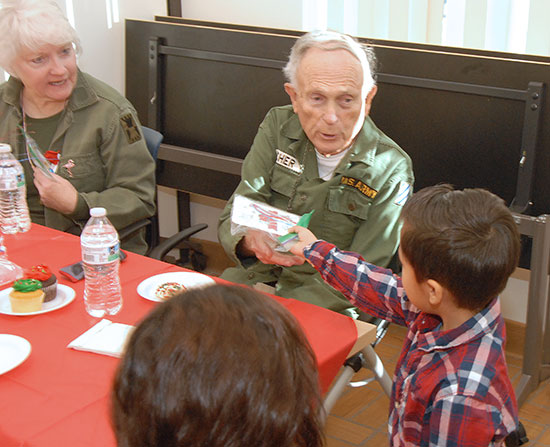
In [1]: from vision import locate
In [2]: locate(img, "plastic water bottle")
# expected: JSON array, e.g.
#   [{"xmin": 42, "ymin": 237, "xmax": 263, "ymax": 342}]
[
  {"xmin": 81, "ymin": 207, "xmax": 122, "ymax": 317},
  {"xmin": 0, "ymin": 143, "xmax": 31, "ymax": 234}
]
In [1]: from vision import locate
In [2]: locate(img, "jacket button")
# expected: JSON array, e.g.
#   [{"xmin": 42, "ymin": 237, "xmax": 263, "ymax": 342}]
[
  {"xmin": 247, "ymin": 272, "xmax": 255, "ymax": 280},
  {"xmin": 348, "ymin": 203, "xmax": 356, "ymax": 211},
  {"xmin": 300, "ymin": 193, "xmax": 307, "ymax": 201}
]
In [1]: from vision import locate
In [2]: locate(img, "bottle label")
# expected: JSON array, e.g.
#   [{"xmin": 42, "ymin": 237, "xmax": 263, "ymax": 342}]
[
  {"xmin": 82, "ymin": 242, "xmax": 120, "ymax": 264},
  {"xmin": 16, "ymin": 173, "xmax": 25, "ymax": 188}
]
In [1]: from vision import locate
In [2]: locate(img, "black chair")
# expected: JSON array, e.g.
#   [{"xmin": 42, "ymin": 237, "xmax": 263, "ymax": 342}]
[
  {"xmin": 118, "ymin": 126, "xmax": 208, "ymax": 267},
  {"xmin": 142, "ymin": 125, "xmax": 162, "ymax": 161}
]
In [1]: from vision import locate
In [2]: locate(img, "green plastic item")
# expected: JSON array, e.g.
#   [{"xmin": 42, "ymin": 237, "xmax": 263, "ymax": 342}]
[{"xmin": 277, "ymin": 210, "xmax": 315, "ymax": 245}]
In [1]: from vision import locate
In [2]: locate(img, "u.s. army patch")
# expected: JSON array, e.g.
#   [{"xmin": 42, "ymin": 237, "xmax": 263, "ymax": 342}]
[
  {"xmin": 120, "ymin": 113, "xmax": 142, "ymax": 144},
  {"xmin": 340, "ymin": 176, "xmax": 378, "ymax": 199},
  {"xmin": 394, "ymin": 181, "xmax": 411, "ymax": 206},
  {"xmin": 276, "ymin": 149, "xmax": 302, "ymax": 174}
]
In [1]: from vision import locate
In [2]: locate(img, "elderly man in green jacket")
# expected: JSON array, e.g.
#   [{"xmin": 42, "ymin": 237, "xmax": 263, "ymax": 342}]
[{"xmin": 218, "ymin": 30, "xmax": 414, "ymax": 316}]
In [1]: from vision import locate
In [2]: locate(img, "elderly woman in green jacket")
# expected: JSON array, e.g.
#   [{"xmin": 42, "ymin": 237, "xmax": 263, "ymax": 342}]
[{"xmin": 0, "ymin": 0, "xmax": 155, "ymax": 254}]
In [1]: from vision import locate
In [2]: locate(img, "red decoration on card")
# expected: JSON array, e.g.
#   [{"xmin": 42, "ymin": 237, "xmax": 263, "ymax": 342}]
[{"xmin": 44, "ymin": 150, "xmax": 60, "ymax": 165}]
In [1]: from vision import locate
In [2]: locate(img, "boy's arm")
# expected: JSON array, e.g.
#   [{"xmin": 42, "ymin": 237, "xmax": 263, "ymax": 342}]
[
  {"xmin": 427, "ymin": 395, "xmax": 516, "ymax": 446},
  {"xmin": 290, "ymin": 227, "xmax": 409, "ymax": 325}
]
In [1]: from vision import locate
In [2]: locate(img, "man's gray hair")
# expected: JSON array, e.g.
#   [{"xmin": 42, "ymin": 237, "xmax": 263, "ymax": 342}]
[
  {"xmin": 0, "ymin": 0, "xmax": 81, "ymax": 76},
  {"xmin": 283, "ymin": 30, "xmax": 377, "ymax": 94}
]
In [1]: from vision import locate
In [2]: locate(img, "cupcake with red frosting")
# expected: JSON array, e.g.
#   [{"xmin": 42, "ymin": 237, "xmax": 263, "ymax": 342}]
[{"xmin": 25, "ymin": 265, "xmax": 57, "ymax": 302}]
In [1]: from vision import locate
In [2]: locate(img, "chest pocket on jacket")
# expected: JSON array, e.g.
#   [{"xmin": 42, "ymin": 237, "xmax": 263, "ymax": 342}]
[
  {"xmin": 321, "ymin": 186, "xmax": 373, "ymax": 248},
  {"xmin": 271, "ymin": 164, "xmax": 300, "ymax": 198},
  {"xmin": 58, "ymin": 152, "xmax": 105, "ymax": 192},
  {"xmin": 327, "ymin": 186, "xmax": 372, "ymax": 219}
]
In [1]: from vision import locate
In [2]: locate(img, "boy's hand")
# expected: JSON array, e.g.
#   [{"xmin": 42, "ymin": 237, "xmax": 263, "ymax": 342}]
[{"xmin": 288, "ymin": 226, "xmax": 318, "ymax": 257}]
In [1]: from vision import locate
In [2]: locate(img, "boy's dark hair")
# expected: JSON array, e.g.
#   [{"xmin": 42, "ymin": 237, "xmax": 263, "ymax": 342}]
[
  {"xmin": 112, "ymin": 284, "xmax": 324, "ymax": 447},
  {"xmin": 400, "ymin": 184, "xmax": 520, "ymax": 311}
]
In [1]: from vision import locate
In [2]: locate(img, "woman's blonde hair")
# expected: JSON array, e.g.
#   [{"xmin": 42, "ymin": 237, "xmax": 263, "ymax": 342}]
[{"xmin": 0, "ymin": 0, "xmax": 81, "ymax": 75}]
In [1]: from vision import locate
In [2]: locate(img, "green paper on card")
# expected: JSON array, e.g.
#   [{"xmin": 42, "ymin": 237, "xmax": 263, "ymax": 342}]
[{"xmin": 277, "ymin": 210, "xmax": 315, "ymax": 244}]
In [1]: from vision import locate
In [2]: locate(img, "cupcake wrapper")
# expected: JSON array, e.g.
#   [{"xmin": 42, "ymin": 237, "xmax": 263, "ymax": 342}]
[{"xmin": 42, "ymin": 282, "xmax": 58, "ymax": 302}]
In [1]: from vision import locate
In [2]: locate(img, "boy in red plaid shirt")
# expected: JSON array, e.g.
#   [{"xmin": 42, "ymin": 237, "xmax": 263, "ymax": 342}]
[{"xmin": 290, "ymin": 184, "xmax": 520, "ymax": 446}]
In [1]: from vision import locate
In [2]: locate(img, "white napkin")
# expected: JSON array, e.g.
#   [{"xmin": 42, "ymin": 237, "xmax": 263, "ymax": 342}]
[{"xmin": 67, "ymin": 319, "xmax": 134, "ymax": 358}]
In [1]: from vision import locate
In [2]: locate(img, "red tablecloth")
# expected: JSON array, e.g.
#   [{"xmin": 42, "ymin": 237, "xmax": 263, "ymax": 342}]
[{"xmin": 0, "ymin": 224, "xmax": 356, "ymax": 447}]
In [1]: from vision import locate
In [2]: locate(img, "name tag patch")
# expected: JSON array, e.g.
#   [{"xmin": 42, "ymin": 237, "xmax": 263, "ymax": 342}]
[
  {"xmin": 276, "ymin": 149, "xmax": 302, "ymax": 174},
  {"xmin": 341, "ymin": 176, "xmax": 378, "ymax": 199}
]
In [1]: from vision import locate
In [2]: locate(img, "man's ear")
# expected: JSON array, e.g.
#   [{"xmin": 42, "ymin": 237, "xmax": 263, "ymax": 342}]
[
  {"xmin": 426, "ymin": 278, "xmax": 444, "ymax": 307},
  {"xmin": 364, "ymin": 85, "xmax": 378, "ymax": 116},
  {"xmin": 284, "ymin": 83, "xmax": 298, "ymax": 113}
]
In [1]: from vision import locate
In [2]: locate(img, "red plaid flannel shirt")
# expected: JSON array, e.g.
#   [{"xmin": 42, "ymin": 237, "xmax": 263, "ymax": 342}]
[{"xmin": 305, "ymin": 240, "xmax": 518, "ymax": 446}]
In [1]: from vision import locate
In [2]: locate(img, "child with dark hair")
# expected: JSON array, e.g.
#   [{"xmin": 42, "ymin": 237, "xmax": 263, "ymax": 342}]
[
  {"xmin": 290, "ymin": 184, "xmax": 520, "ymax": 446},
  {"xmin": 111, "ymin": 284, "xmax": 324, "ymax": 447}
]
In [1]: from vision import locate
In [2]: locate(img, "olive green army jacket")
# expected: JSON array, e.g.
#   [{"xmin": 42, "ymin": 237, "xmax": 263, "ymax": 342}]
[
  {"xmin": 218, "ymin": 105, "xmax": 414, "ymax": 314},
  {"xmin": 0, "ymin": 71, "xmax": 155, "ymax": 254}
]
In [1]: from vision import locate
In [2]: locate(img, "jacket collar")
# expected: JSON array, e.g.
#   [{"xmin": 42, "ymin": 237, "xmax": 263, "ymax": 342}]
[
  {"xmin": 416, "ymin": 297, "xmax": 503, "ymax": 352},
  {"xmin": 67, "ymin": 69, "xmax": 98, "ymax": 111},
  {"xmin": 2, "ymin": 76, "xmax": 23, "ymax": 109},
  {"xmin": 280, "ymin": 111, "xmax": 378, "ymax": 167},
  {"xmin": 1, "ymin": 69, "xmax": 97, "ymax": 112}
]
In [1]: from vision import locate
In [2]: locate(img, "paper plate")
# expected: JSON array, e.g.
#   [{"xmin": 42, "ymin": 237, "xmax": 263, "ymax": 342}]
[
  {"xmin": 0, "ymin": 284, "xmax": 76, "ymax": 316},
  {"xmin": 137, "ymin": 272, "xmax": 215, "ymax": 302},
  {"xmin": 0, "ymin": 334, "xmax": 31, "ymax": 374}
]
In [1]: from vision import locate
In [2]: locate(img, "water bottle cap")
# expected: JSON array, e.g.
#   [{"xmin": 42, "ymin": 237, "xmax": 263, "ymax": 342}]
[
  {"xmin": 0, "ymin": 144, "xmax": 12, "ymax": 153},
  {"xmin": 90, "ymin": 207, "xmax": 107, "ymax": 217}
]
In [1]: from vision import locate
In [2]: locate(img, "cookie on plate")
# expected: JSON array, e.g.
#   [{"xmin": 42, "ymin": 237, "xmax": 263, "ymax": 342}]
[{"xmin": 155, "ymin": 282, "xmax": 186, "ymax": 301}]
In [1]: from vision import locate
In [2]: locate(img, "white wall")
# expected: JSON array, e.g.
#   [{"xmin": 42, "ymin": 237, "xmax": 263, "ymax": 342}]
[
  {"xmin": 500, "ymin": 271, "xmax": 529, "ymax": 324},
  {"xmin": 57, "ymin": 0, "xmax": 166, "ymax": 94},
  {"xmin": 180, "ymin": 0, "xmax": 302, "ymax": 31}
]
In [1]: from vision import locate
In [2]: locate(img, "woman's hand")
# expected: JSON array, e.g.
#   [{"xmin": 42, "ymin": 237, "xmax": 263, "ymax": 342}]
[
  {"xmin": 287, "ymin": 226, "xmax": 319, "ymax": 257},
  {"xmin": 32, "ymin": 167, "xmax": 78, "ymax": 215}
]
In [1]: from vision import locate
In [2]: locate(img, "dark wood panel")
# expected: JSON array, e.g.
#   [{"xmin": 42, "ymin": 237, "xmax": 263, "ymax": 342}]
[
  {"xmin": 125, "ymin": 19, "xmax": 550, "ymax": 215},
  {"xmin": 157, "ymin": 160, "xmax": 240, "ymax": 200},
  {"xmin": 166, "ymin": 1, "xmax": 181, "ymax": 17}
]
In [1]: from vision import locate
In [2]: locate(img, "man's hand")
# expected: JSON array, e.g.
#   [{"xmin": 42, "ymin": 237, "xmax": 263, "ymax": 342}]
[
  {"xmin": 239, "ymin": 229, "xmax": 304, "ymax": 267},
  {"xmin": 287, "ymin": 226, "xmax": 319, "ymax": 257},
  {"xmin": 33, "ymin": 167, "xmax": 78, "ymax": 215}
]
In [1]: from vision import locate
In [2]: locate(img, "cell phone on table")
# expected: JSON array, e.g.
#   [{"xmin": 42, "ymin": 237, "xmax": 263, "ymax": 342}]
[{"xmin": 59, "ymin": 250, "xmax": 127, "ymax": 282}]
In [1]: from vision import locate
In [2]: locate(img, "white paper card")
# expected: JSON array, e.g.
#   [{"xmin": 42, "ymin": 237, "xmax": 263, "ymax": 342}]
[{"xmin": 231, "ymin": 195, "xmax": 301, "ymax": 237}]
